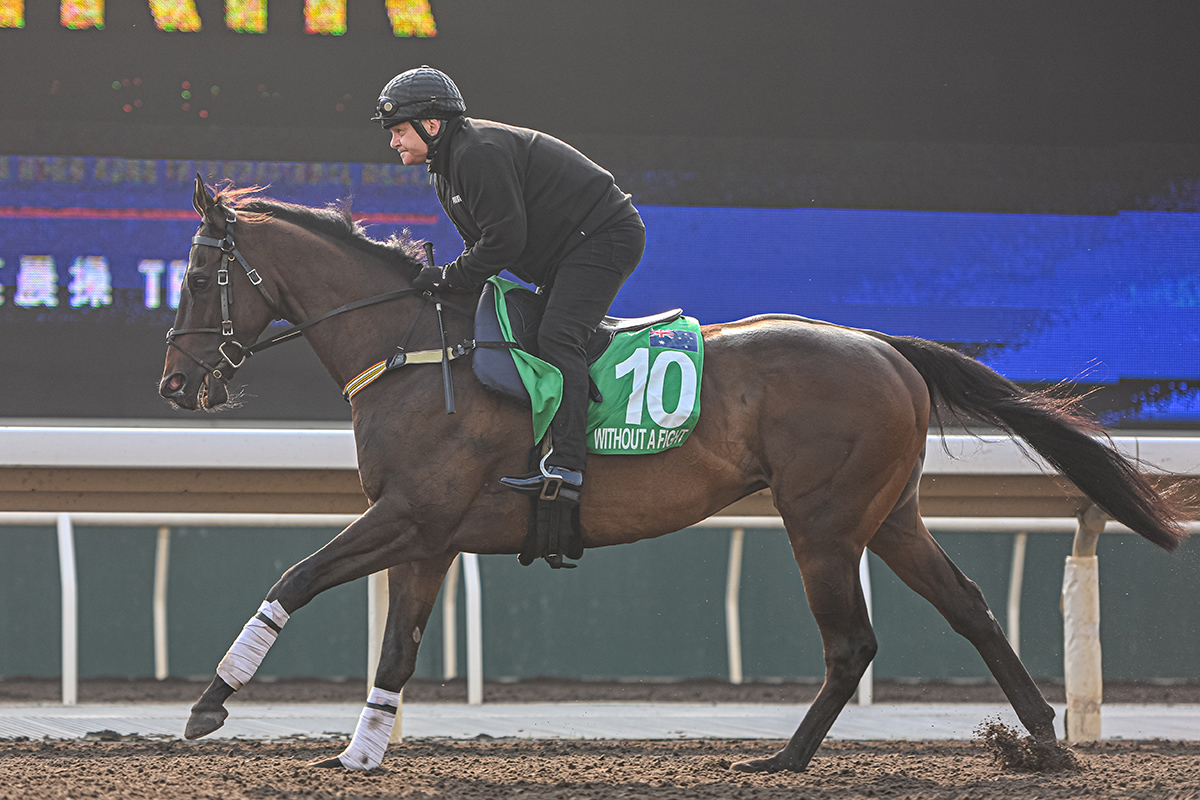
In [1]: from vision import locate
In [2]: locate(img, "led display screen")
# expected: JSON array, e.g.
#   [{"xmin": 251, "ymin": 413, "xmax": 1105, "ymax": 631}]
[
  {"xmin": 3, "ymin": 3, "xmax": 1199, "ymax": 424},
  {"xmin": 1, "ymin": 154, "xmax": 1197, "ymax": 424},
  {"xmin": 0, "ymin": 0, "xmax": 435, "ymax": 35}
]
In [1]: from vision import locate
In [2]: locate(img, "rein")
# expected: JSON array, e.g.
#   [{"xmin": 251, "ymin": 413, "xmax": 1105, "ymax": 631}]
[{"xmin": 166, "ymin": 214, "xmax": 479, "ymax": 406}]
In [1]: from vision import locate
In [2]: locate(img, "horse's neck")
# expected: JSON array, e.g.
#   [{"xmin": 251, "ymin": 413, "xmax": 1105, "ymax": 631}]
[{"xmin": 270, "ymin": 239, "xmax": 468, "ymax": 390}]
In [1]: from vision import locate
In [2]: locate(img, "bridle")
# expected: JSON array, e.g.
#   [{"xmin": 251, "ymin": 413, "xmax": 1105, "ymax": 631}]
[
  {"xmin": 164, "ymin": 206, "xmax": 476, "ymax": 405},
  {"xmin": 165, "ymin": 209, "xmax": 281, "ymax": 382}
]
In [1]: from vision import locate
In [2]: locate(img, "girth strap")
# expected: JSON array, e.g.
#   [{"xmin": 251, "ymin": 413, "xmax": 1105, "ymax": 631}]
[{"xmin": 341, "ymin": 338, "xmax": 516, "ymax": 401}]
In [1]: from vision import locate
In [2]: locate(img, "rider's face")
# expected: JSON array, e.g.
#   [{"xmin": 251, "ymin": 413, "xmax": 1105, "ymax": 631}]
[{"xmin": 388, "ymin": 119, "xmax": 440, "ymax": 165}]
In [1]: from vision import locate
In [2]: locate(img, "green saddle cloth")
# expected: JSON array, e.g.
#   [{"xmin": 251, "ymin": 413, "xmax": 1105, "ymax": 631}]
[{"xmin": 488, "ymin": 276, "xmax": 704, "ymax": 454}]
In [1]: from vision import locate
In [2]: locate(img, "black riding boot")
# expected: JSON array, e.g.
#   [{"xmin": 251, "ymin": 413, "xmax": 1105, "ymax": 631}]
[{"xmin": 500, "ymin": 463, "xmax": 583, "ymax": 503}]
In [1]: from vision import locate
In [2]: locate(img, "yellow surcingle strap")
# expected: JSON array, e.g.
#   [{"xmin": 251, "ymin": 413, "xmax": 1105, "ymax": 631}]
[
  {"xmin": 343, "ymin": 347, "xmax": 463, "ymax": 401},
  {"xmin": 343, "ymin": 360, "xmax": 389, "ymax": 400}
]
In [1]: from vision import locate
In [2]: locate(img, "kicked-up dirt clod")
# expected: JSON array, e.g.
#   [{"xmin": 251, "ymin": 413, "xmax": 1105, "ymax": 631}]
[{"xmin": 976, "ymin": 717, "xmax": 1082, "ymax": 773}]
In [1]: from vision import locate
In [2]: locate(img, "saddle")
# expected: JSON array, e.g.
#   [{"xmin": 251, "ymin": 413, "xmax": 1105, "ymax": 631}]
[
  {"xmin": 472, "ymin": 280, "xmax": 683, "ymax": 570},
  {"xmin": 473, "ymin": 280, "xmax": 682, "ymax": 405}
]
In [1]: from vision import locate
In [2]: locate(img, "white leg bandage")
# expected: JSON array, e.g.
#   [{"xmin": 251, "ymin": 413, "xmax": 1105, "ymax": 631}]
[
  {"xmin": 216, "ymin": 600, "xmax": 290, "ymax": 690},
  {"xmin": 337, "ymin": 687, "xmax": 400, "ymax": 771}
]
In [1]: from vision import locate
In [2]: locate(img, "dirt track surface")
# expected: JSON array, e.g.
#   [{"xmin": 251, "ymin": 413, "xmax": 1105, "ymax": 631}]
[
  {"xmin": 3, "ymin": 678, "xmax": 1200, "ymax": 798},
  {"xmin": 2, "ymin": 738, "xmax": 1199, "ymax": 800}
]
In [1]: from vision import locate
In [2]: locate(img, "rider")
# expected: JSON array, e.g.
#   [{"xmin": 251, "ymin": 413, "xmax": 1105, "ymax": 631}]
[{"xmin": 372, "ymin": 65, "xmax": 645, "ymax": 504}]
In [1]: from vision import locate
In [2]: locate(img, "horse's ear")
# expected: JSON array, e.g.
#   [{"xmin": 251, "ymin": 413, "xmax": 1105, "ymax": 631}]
[{"xmin": 192, "ymin": 173, "xmax": 219, "ymax": 222}]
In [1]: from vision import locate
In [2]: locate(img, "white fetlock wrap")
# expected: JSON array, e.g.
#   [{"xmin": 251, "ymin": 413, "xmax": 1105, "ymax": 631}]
[
  {"xmin": 338, "ymin": 687, "xmax": 400, "ymax": 771},
  {"xmin": 216, "ymin": 600, "xmax": 290, "ymax": 691}
]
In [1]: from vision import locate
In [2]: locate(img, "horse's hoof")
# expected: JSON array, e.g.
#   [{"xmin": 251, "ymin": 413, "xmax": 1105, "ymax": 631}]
[
  {"xmin": 1031, "ymin": 727, "xmax": 1058, "ymax": 745},
  {"xmin": 307, "ymin": 756, "xmax": 346, "ymax": 769},
  {"xmin": 183, "ymin": 708, "xmax": 228, "ymax": 740},
  {"xmin": 731, "ymin": 752, "xmax": 804, "ymax": 773}
]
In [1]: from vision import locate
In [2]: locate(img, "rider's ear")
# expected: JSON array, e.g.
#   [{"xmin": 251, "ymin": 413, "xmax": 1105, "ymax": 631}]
[{"xmin": 423, "ymin": 119, "xmax": 441, "ymax": 137}]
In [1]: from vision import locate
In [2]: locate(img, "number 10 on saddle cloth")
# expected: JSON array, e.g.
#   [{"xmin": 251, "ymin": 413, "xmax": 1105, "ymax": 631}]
[{"xmin": 487, "ymin": 276, "xmax": 704, "ymax": 455}]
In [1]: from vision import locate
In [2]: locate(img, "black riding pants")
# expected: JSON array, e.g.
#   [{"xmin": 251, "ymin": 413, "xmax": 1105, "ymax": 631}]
[{"xmin": 537, "ymin": 213, "xmax": 646, "ymax": 472}]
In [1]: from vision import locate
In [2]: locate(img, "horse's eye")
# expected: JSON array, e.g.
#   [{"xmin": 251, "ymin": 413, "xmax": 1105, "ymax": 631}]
[{"xmin": 191, "ymin": 275, "xmax": 210, "ymax": 290}]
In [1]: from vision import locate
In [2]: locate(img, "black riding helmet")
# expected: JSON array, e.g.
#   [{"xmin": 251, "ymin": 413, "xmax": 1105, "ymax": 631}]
[{"xmin": 371, "ymin": 66, "xmax": 465, "ymax": 149}]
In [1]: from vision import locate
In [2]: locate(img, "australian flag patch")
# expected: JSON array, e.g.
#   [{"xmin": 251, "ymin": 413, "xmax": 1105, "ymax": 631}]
[{"xmin": 649, "ymin": 328, "xmax": 699, "ymax": 353}]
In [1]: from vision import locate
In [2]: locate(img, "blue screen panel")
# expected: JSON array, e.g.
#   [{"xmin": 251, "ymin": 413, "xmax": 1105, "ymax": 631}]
[
  {"xmin": 615, "ymin": 206, "xmax": 1200, "ymax": 425},
  {"xmin": 2, "ymin": 156, "xmax": 1198, "ymax": 423},
  {"xmin": 616, "ymin": 206, "xmax": 1200, "ymax": 385},
  {"xmin": 0, "ymin": 156, "xmax": 464, "ymax": 320}
]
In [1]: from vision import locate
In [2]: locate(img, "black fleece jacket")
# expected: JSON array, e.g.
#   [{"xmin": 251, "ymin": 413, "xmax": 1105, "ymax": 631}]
[{"xmin": 428, "ymin": 117, "xmax": 637, "ymax": 289}]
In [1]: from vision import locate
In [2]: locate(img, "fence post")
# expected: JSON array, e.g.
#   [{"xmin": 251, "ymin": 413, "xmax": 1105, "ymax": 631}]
[
  {"xmin": 367, "ymin": 571, "xmax": 387, "ymax": 686},
  {"xmin": 1007, "ymin": 530, "xmax": 1027, "ymax": 659},
  {"xmin": 725, "ymin": 528, "xmax": 745, "ymax": 685},
  {"xmin": 153, "ymin": 526, "xmax": 171, "ymax": 680},
  {"xmin": 56, "ymin": 513, "xmax": 77, "ymax": 706},
  {"xmin": 1063, "ymin": 504, "xmax": 1105, "ymax": 742},
  {"xmin": 464, "ymin": 553, "xmax": 483, "ymax": 705},
  {"xmin": 443, "ymin": 554, "xmax": 460, "ymax": 680},
  {"xmin": 856, "ymin": 551, "xmax": 873, "ymax": 706}
]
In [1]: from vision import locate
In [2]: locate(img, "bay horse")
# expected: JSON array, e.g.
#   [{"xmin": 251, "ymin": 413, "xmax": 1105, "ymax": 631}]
[{"xmin": 160, "ymin": 177, "xmax": 1187, "ymax": 772}]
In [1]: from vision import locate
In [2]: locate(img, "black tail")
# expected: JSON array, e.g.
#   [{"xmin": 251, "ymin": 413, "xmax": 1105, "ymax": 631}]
[{"xmin": 876, "ymin": 333, "xmax": 1189, "ymax": 552}]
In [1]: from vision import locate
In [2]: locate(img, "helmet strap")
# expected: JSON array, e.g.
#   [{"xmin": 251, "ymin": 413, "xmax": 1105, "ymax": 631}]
[{"xmin": 412, "ymin": 119, "xmax": 442, "ymax": 152}]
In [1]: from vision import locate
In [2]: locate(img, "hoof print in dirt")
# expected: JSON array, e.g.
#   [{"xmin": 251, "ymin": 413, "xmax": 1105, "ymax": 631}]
[{"xmin": 976, "ymin": 719, "xmax": 1081, "ymax": 773}]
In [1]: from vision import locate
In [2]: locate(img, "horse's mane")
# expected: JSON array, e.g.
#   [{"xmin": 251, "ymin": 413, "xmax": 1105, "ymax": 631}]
[{"xmin": 213, "ymin": 186, "xmax": 425, "ymax": 275}]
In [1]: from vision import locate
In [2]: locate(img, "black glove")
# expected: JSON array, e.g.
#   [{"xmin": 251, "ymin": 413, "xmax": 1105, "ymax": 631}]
[{"xmin": 413, "ymin": 264, "xmax": 447, "ymax": 293}]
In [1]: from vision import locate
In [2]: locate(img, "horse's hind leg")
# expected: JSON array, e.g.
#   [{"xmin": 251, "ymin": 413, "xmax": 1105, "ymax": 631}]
[
  {"xmin": 868, "ymin": 497, "xmax": 1057, "ymax": 742},
  {"xmin": 734, "ymin": 537, "xmax": 877, "ymax": 772},
  {"xmin": 311, "ymin": 552, "xmax": 458, "ymax": 770}
]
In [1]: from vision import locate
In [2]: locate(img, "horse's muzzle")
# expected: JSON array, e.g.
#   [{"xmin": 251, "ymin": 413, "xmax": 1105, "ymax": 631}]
[
  {"xmin": 160, "ymin": 372, "xmax": 228, "ymax": 410},
  {"xmin": 159, "ymin": 372, "xmax": 193, "ymax": 406}
]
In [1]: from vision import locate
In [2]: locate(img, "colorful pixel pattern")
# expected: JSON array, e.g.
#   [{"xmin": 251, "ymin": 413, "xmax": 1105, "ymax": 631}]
[
  {"xmin": 60, "ymin": 0, "xmax": 103, "ymax": 29},
  {"xmin": 5, "ymin": 0, "xmax": 435, "ymax": 34},
  {"xmin": 225, "ymin": 0, "xmax": 265, "ymax": 33},
  {"xmin": 386, "ymin": 0, "xmax": 435, "ymax": 37},
  {"xmin": 0, "ymin": 0, "xmax": 23, "ymax": 29},
  {"xmin": 148, "ymin": 0, "xmax": 200, "ymax": 32},
  {"xmin": 304, "ymin": 0, "xmax": 345, "ymax": 35}
]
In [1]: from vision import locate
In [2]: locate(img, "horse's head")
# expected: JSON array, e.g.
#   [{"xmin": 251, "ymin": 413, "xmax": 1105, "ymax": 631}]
[{"xmin": 159, "ymin": 176, "xmax": 280, "ymax": 411}]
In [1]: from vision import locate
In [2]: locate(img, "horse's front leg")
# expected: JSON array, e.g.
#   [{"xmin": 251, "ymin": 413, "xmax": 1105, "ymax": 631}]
[
  {"xmin": 184, "ymin": 501, "xmax": 439, "ymax": 740},
  {"xmin": 310, "ymin": 552, "xmax": 458, "ymax": 770}
]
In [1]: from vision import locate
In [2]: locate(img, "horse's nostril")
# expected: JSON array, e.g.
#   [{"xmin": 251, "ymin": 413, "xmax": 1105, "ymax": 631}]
[{"xmin": 163, "ymin": 373, "xmax": 186, "ymax": 394}]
